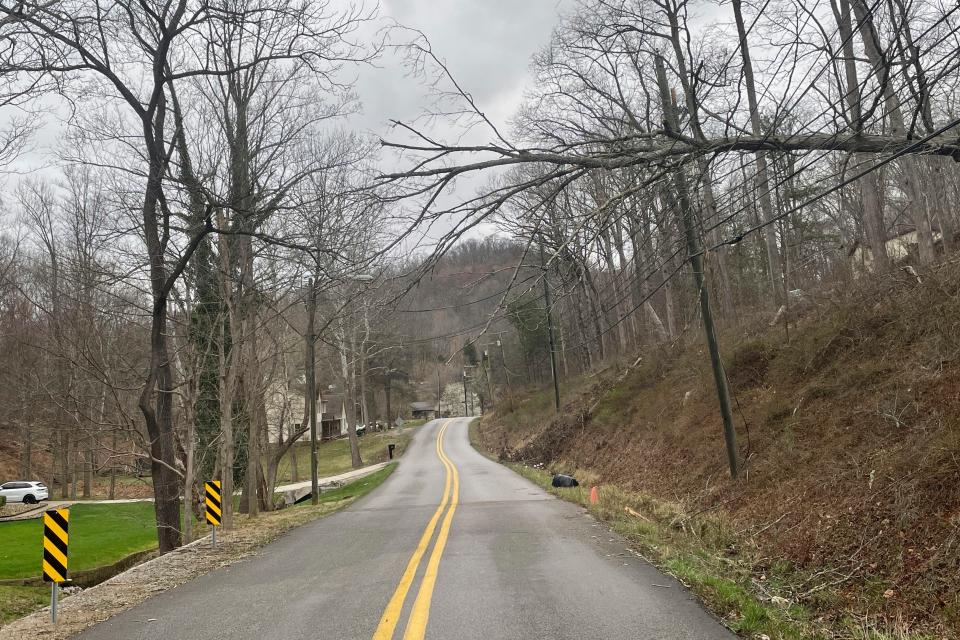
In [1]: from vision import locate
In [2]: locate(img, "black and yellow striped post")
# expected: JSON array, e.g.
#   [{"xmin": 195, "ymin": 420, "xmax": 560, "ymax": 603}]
[
  {"xmin": 205, "ymin": 480, "xmax": 222, "ymax": 546},
  {"xmin": 42, "ymin": 508, "xmax": 69, "ymax": 623}
]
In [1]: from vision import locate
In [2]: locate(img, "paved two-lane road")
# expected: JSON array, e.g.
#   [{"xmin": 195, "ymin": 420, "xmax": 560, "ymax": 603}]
[{"xmin": 78, "ymin": 418, "xmax": 734, "ymax": 639}]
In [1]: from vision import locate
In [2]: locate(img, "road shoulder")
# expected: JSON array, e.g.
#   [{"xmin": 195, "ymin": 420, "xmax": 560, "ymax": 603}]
[
  {"xmin": 467, "ymin": 418, "xmax": 814, "ymax": 639},
  {"xmin": 0, "ymin": 464, "xmax": 395, "ymax": 640}
]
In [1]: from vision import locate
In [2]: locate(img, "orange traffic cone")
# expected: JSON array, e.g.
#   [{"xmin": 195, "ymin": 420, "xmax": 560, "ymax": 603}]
[{"xmin": 589, "ymin": 486, "xmax": 599, "ymax": 505}]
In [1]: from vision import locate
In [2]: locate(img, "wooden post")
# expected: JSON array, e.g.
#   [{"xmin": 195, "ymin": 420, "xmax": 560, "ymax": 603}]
[
  {"xmin": 306, "ymin": 278, "xmax": 319, "ymax": 505},
  {"xmin": 655, "ymin": 55, "xmax": 739, "ymax": 479},
  {"xmin": 539, "ymin": 244, "xmax": 561, "ymax": 412}
]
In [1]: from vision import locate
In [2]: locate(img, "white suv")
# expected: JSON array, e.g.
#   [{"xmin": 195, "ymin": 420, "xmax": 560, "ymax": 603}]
[{"xmin": 0, "ymin": 481, "xmax": 49, "ymax": 504}]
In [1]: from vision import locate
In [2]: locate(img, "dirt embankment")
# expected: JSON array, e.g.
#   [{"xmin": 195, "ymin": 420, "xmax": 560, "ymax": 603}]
[{"xmin": 476, "ymin": 265, "xmax": 960, "ymax": 636}]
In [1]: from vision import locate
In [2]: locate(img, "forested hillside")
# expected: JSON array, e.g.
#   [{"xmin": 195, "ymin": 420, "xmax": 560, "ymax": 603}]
[{"xmin": 475, "ymin": 261, "xmax": 960, "ymax": 636}]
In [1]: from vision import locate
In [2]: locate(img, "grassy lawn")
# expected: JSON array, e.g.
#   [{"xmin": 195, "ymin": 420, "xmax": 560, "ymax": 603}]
[
  {"xmin": 312, "ymin": 463, "xmax": 394, "ymax": 504},
  {"xmin": 275, "ymin": 425, "xmax": 419, "ymax": 485},
  {"xmin": 0, "ymin": 502, "xmax": 158, "ymax": 581},
  {"xmin": 0, "ymin": 585, "xmax": 48, "ymax": 624},
  {"xmin": 0, "ymin": 466, "xmax": 399, "ymax": 583},
  {"xmin": 0, "ymin": 464, "xmax": 397, "ymax": 628}
]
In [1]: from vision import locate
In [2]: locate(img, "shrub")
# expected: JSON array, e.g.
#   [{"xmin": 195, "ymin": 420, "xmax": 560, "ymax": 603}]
[{"xmin": 728, "ymin": 338, "xmax": 776, "ymax": 390}]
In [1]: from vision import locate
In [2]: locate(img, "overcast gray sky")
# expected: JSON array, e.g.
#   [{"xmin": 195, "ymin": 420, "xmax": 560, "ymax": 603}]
[
  {"xmin": 347, "ymin": 0, "xmax": 573, "ymax": 247},
  {"xmin": 354, "ymin": 0, "xmax": 570, "ymax": 139}
]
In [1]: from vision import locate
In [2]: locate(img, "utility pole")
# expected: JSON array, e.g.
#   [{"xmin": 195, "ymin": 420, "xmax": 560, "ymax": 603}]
[
  {"xmin": 654, "ymin": 56, "xmax": 739, "ymax": 479},
  {"xmin": 305, "ymin": 278, "xmax": 320, "ymax": 504},
  {"xmin": 497, "ymin": 337, "xmax": 514, "ymax": 412},
  {"xmin": 482, "ymin": 349, "xmax": 495, "ymax": 410},
  {"xmin": 462, "ymin": 370, "xmax": 469, "ymax": 417},
  {"xmin": 539, "ymin": 243, "xmax": 561, "ymax": 412},
  {"xmin": 436, "ymin": 369, "xmax": 441, "ymax": 419}
]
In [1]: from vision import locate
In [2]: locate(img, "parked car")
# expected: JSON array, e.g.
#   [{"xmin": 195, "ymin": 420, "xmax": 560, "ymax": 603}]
[{"xmin": 0, "ymin": 480, "xmax": 49, "ymax": 504}]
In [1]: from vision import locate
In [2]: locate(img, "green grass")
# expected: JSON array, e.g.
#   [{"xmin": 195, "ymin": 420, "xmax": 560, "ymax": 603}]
[
  {"xmin": 312, "ymin": 463, "xmax": 395, "ymax": 504},
  {"xmin": 275, "ymin": 425, "xmax": 418, "ymax": 485},
  {"xmin": 0, "ymin": 585, "xmax": 48, "ymax": 624},
  {"xmin": 0, "ymin": 502, "xmax": 158, "ymax": 580},
  {"xmin": 0, "ymin": 464, "xmax": 399, "ymax": 627},
  {"xmin": 0, "ymin": 470, "xmax": 396, "ymax": 583}
]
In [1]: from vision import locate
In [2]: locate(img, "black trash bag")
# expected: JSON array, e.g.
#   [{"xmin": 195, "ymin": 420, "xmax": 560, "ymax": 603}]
[{"xmin": 551, "ymin": 473, "xmax": 579, "ymax": 488}]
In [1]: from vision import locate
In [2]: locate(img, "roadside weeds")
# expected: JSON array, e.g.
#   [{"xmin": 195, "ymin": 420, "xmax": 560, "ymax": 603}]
[
  {"xmin": 507, "ymin": 464, "xmax": 948, "ymax": 640},
  {"xmin": 467, "ymin": 420, "xmax": 947, "ymax": 640}
]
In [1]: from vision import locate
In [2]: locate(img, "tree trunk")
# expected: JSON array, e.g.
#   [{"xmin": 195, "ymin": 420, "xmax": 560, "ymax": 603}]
[
  {"xmin": 360, "ymin": 308, "xmax": 371, "ymax": 427},
  {"xmin": 140, "ymin": 256, "xmax": 185, "ymax": 552},
  {"xmin": 83, "ymin": 440, "xmax": 93, "ymax": 499},
  {"xmin": 384, "ymin": 377, "xmax": 392, "ymax": 425},
  {"xmin": 69, "ymin": 420, "xmax": 78, "ymax": 500},
  {"xmin": 851, "ymin": 0, "xmax": 935, "ymax": 264},
  {"xmin": 832, "ymin": 0, "xmax": 889, "ymax": 270},
  {"xmin": 58, "ymin": 431, "xmax": 69, "ymax": 499},
  {"xmin": 699, "ymin": 161, "xmax": 736, "ymax": 322},
  {"xmin": 580, "ymin": 267, "xmax": 606, "ymax": 362},
  {"xmin": 656, "ymin": 56, "xmax": 739, "ymax": 479},
  {"xmin": 20, "ymin": 421, "xmax": 32, "ymax": 477},
  {"xmin": 731, "ymin": 0, "xmax": 784, "ymax": 302},
  {"xmin": 614, "ymin": 218, "xmax": 640, "ymax": 348},
  {"xmin": 136, "ymin": 91, "xmax": 188, "ymax": 552},
  {"xmin": 340, "ymin": 318, "xmax": 363, "ymax": 469},
  {"xmin": 109, "ymin": 428, "xmax": 117, "ymax": 500},
  {"xmin": 182, "ymin": 417, "xmax": 195, "ymax": 544},
  {"xmin": 931, "ymin": 159, "xmax": 955, "ymax": 253},
  {"xmin": 89, "ymin": 384, "xmax": 108, "ymax": 499},
  {"xmin": 289, "ymin": 420, "xmax": 299, "ymax": 482},
  {"xmin": 240, "ymin": 267, "xmax": 261, "ymax": 517},
  {"xmin": 600, "ymin": 230, "xmax": 629, "ymax": 354},
  {"xmin": 217, "ymin": 218, "xmax": 237, "ymax": 529},
  {"xmin": 573, "ymin": 281, "xmax": 593, "ymax": 369},
  {"xmin": 266, "ymin": 422, "xmax": 308, "ymax": 503},
  {"xmin": 140, "ymin": 279, "xmax": 184, "ymax": 552}
]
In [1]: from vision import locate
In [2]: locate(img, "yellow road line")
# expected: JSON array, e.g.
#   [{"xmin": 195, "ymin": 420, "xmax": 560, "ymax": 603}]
[
  {"xmin": 401, "ymin": 420, "xmax": 460, "ymax": 640},
  {"xmin": 372, "ymin": 419, "xmax": 454, "ymax": 640}
]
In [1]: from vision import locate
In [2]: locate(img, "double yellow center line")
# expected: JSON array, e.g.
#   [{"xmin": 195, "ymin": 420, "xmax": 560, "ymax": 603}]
[{"xmin": 373, "ymin": 419, "xmax": 460, "ymax": 640}]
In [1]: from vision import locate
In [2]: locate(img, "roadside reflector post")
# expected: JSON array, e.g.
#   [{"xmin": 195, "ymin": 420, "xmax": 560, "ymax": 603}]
[
  {"xmin": 42, "ymin": 508, "xmax": 70, "ymax": 623},
  {"xmin": 205, "ymin": 480, "xmax": 222, "ymax": 547}
]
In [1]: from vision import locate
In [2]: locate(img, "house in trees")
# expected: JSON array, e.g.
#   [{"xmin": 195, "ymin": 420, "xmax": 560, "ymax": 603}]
[
  {"xmin": 847, "ymin": 224, "xmax": 946, "ymax": 273},
  {"xmin": 410, "ymin": 401, "xmax": 437, "ymax": 419},
  {"xmin": 409, "ymin": 401, "xmax": 455, "ymax": 418},
  {"xmin": 319, "ymin": 395, "xmax": 347, "ymax": 440},
  {"xmin": 266, "ymin": 383, "xmax": 347, "ymax": 443}
]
